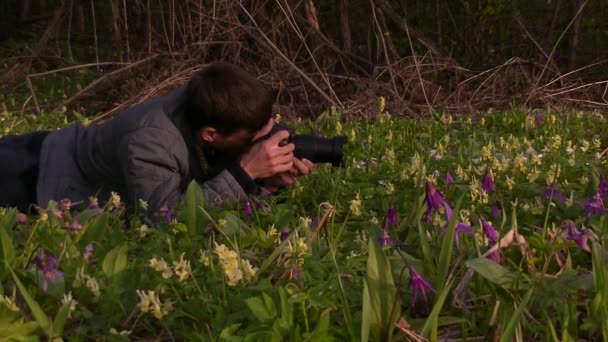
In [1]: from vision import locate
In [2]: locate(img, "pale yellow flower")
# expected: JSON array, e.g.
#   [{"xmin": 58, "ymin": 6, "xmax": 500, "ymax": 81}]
[
  {"xmin": 61, "ymin": 292, "xmax": 78, "ymax": 317},
  {"xmin": 527, "ymin": 167, "xmax": 541, "ymax": 183},
  {"xmin": 593, "ymin": 137, "xmax": 602, "ymax": 149},
  {"xmin": 480, "ymin": 143, "xmax": 493, "ymax": 161},
  {"xmin": 378, "ymin": 96, "xmax": 386, "ymax": 113},
  {"xmin": 336, "ymin": 121, "xmax": 343, "ymax": 134},
  {"xmin": 546, "ymin": 164, "xmax": 561, "ymax": 185},
  {"xmin": 85, "ymin": 277, "xmax": 101, "ymax": 297},
  {"xmin": 506, "ymin": 176, "xmax": 515, "ymax": 191},
  {"xmin": 138, "ymin": 224, "xmax": 150, "ymax": 238},
  {"xmin": 299, "ymin": 216, "xmax": 312, "ymax": 229},
  {"xmin": 384, "ymin": 181, "xmax": 395, "ymax": 195},
  {"xmin": 513, "ymin": 153, "xmax": 527, "ymax": 172},
  {"xmin": 139, "ymin": 199, "xmax": 149, "ymax": 211},
  {"xmin": 550, "ymin": 135, "xmax": 562, "ymax": 151},
  {"xmin": 242, "ymin": 260, "xmax": 258, "ymax": 281},
  {"xmin": 199, "ymin": 250, "xmax": 211, "ymax": 266},
  {"xmin": 0, "ymin": 295, "xmax": 19, "ymax": 312},
  {"xmin": 110, "ymin": 192, "xmax": 121, "ymax": 208},
  {"xmin": 349, "ymin": 128, "xmax": 356, "ymax": 142},
  {"xmin": 385, "ymin": 148, "xmax": 396, "ymax": 167},
  {"xmin": 173, "ymin": 253, "xmax": 192, "ymax": 282},
  {"xmin": 349, "ymin": 193, "xmax": 362, "ymax": 216},
  {"xmin": 581, "ymin": 139, "xmax": 590, "ymax": 152},
  {"xmin": 579, "ymin": 175, "xmax": 589, "ymax": 185},
  {"xmin": 217, "ymin": 218, "xmax": 227, "ymax": 230},
  {"xmin": 274, "ymin": 113, "xmax": 282, "ymax": 123},
  {"xmin": 369, "ymin": 217, "xmax": 379, "ymax": 225},
  {"xmin": 149, "ymin": 257, "xmax": 173, "ymax": 279},
  {"xmin": 387, "ymin": 129, "xmax": 393, "ymax": 144},
  {"xmin": 109, "ymin": 328, "xmax": 132, "ymax": 336},
  {"xmin": 367, "ymin": 134, "xmax": 373, "ymax": 144},
  {"xmin": 565, "ymin": 192, "xmax": 575, "ymax": 208}
]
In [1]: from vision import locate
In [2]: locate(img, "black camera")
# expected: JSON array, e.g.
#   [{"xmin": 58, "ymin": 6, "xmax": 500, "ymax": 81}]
[{"xmin": 257, "ymin": 123, "xmax": 347, "ymax": 167}]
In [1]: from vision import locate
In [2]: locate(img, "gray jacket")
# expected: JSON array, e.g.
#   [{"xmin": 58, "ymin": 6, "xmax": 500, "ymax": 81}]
[{"xmin": 37, "ymin": 86, "xmax": 251, "ymax": 212}]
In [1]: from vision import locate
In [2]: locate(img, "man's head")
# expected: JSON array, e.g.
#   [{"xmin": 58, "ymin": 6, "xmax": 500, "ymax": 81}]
[{"xmin": 183, "ymin": 62, "xmax": 274, "ymax": 151}]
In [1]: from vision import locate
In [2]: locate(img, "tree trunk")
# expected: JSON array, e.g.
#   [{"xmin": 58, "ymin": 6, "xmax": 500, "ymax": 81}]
[
  {"xmin": 337, "ymin": 0, "xmax": 352, "ymax": 53},
  {"xmin": 568, "ymin": 0, "xmax": 584, "ymax": 69}
]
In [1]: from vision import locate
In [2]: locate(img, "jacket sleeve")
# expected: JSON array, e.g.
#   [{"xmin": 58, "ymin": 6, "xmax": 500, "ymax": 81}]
[{"xmin": 118, "ymin": 127, "xmax": 251, "ymax": 213}]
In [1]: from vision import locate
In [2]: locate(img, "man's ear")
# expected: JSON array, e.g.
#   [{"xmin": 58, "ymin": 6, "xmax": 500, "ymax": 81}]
[{"xmin": 198, "ymin": 127, "xmax": 217, "ymax": 143}]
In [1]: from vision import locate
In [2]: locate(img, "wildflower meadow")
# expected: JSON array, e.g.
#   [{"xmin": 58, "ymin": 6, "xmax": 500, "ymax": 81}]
[{"xmin": 2, "ymin": 104, "xmax": 608, "ymax": 341}]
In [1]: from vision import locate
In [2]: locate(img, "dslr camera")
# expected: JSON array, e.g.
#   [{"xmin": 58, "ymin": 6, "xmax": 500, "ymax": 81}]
[{"xmin": 256, "ymin": 123, "xmax": 347, "ymax": 167}]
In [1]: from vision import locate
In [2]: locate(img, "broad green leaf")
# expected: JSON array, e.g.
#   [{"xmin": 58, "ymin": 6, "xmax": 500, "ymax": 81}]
[
  {"xmin": 0, "ymin": 320, "xmax": 40, "ymax": 340},
  {"xmin": 303, "ymin": 313, "xmax": 330, "ymax": 341},
  {"xmin": 245, "ymin": 296, "xmax": 275, "ymax": 324},
  {"xmin": 184, "ymin": 180, "xmax": 205, "ymax": 236},
  {"xmin": 76, "ymin": 212, "xmax": 110, "ymax": 249},
  {"xmin": 223, "ymin": 213, "xmax": 252, "ymax": 236},
  {"xmin": 102, "ymin": 243, "xmax": 128, "ymax": 278},
  {"xmin": 52, "ymin": 301, "xmax": 72, "ymax": 338},
  {"xmin": 9, "ymin": 267, "xmax": 51, "ymax": 333},
  {"xmin": 421, "ymin": 277, "xmax": 454, "ymax": 337},
  {"xmin": 466, "ymin": 257, "xmax": 523, "ymax": 290},
  {"xmin": 362, "ymin": 238, "xmax": 399, "ymax": 342}
]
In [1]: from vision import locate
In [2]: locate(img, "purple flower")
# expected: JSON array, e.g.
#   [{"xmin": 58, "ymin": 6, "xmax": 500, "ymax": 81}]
[
  {"xmin": 83, "ymin": 243, "xmax": 94, "ymax": 263},
  {"xmin": 280, "ymin": 228, "xmax": 291, "ymax": 241},
  {"xmin": 59, "ymin": 198, "xmax": 72, "ymax": 211},
  {"xmin": 408, "ymin": 266, "xmax": 434, "ymax": 304},
  {"xmin": 16, "ymin": 213, "xmax": 27, "ymax": 225},
  {"xmin": 32, "ymin": 250, "xmax": 63, "ymax": 292},
  {"xmin": 581, "ymin": 192, "xmax": 605, "ymax": 216},
  {"xmin": 599, "ymin": 177, "xmax": 608, "ymax": 198},
  {"xmin": 87, "ymin": 197, "xmax": 99, "ymax": 210},
  {"xmin": 289, "ymin": 267, "xmax": 300, "ymax": 280},
  {"xmin": 491, "ymin": 202, "xmax": 500, "ymax": 219},
  {"xmin": 534, "ymin": 114, "xmax": 543, "ymax": 125},
  {"xmin": 444, "ymin": 171, "xmax": 454, "ymax": 187},
  {"xmin": 381, "ymin": 203, "xmax": 397, "ymax": 229},
  {"xmin": 159, "ymin": 204, "xmax": 173, "ymax": 224},
  {"xmin": 424, "ymin": 181, "xmax": 452, "ymax": 222},
  {"xmin": 481, "ymin": 169, "xmax": 496, "ymax": 193},
  {"xmin": 481, "ymin": 218, "xmax": 500, "ymax": 262},
  {"xmin": 65, "ymin": 219, "xmax": 83, "ymax": 233},
  {"xmin": 378, "ymin": 229, "xmax": 394, "ymax": 248},
  {"xmin": 561, "ymin": 222, "xmax": 598, "ymax": 252},
  {"xmin": 481, "ymin": 219, "xmax": 498, "ymax": 244},
  {"xmin": 542, "ymin": 186, "xmax": 565, "ymax": 205},
  {"xmin": 251, "ymin": 196, "xmax": 268, "ymax": 210},
  {"xmin": 244, "ymin": 201, "xmax": 253, "ymax": 217},
  {"xmin": 453, "ymin": 222, "xmax": 474, "ymax": 249}
]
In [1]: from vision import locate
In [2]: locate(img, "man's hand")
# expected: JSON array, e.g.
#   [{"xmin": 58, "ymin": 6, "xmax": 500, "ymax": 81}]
[
  {"xmin": 240, "ymin": 130, "xmax": 295, "ymax": 180},
  {"xmin": 261, "ymin": 157, "xmax": 315, "ymax": 192}
]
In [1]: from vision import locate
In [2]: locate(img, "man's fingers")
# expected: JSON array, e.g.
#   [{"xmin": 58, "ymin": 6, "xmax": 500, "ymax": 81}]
[
  {"xmin": 301, "ymin": 158, "xmax": 315, "ymax": 171},
  {"xmin": 268, "ymin": 130, "xmax": 290, "ymax": 145},
  {"xmin": 292, "ymin": 158, "xmax": 311, "ymax": 176}
]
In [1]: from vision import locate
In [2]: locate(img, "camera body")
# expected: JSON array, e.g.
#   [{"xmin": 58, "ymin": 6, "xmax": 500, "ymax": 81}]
[{"xmin": 264, "ymin": 123, "xmax": 347, "ymax": 167}]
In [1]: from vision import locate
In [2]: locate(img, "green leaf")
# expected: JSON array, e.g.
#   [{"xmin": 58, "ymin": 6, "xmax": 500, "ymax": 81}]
[
  {"xmin": 9, "ymin": 267, "xmax": 51, "ymax": 334},
  {"xmin": 499, "ymin": 288, "xmax": 534, "ymax": 342},
  {"xmin": 184, "ymin": 180, "xmax": 205, "ymax": 236},
  {"xmin": 466, "ymin": 257, "xmax": 523, "ymax": 290},
  {"xmin": 223, "ymin": 213, "xmax": 252, "ymax": 237},
  {"xmin": 75, "ymin": 212, "xmax": 110, "ymax": 249},
  {"xmin": 102, "ymin": 243, "xmax": 128, "ymax": 278},
  {"xmin": 0, "ymin": 209, "xmax": 17, "ymax": 270},
  {"xmin": 435, "ymin": 194, "xmax": 464, "ymax": 291},
  {"xmin": 52, "ymin": 301, "xmax": 72, "ymax": 338},
  {"xmin": 361, "ymin": 238, "xmax": 399, "ymax": 342},
  {"xmin": 245, "ymin": 295, "xmax": 276, "ymax": 324},
  {"xmin": 303, "ymin": 313, "xmax": 330, "ymax": 341}
]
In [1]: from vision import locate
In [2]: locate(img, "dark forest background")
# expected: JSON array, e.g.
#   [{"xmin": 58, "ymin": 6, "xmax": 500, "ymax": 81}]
[{"xmin": 1, "ymin": 0, "xmax": 607, "ymax": 118}]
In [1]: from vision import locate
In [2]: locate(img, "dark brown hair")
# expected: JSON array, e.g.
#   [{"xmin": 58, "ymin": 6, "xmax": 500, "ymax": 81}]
[{"xmin": 182, "ymin": 62, "xmax": 273, "ymax": 135}]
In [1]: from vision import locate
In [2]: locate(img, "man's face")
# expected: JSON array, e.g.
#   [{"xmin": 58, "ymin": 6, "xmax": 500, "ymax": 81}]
[{"xmin": 199, "ymin": 118, "xmax": 274, "ymax": 152}]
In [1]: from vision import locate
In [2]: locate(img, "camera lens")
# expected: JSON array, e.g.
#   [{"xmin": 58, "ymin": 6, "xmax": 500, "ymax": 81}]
[{"xmin": 291, "ymin": 135, "xmax": 347, "ymax": 167}]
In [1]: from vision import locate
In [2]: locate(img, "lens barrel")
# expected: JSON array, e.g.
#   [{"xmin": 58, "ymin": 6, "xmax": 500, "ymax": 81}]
[{"xmin": 291, "ymin": 135, "xmax": 347, "ymax": 167}]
